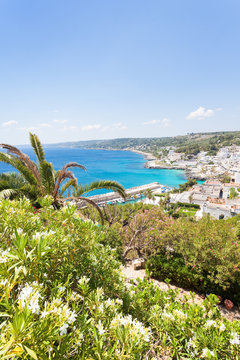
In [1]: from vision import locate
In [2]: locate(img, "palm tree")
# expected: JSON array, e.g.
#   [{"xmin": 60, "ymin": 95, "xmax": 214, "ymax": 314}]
[
  {"xmin": 0, "ymin": 173, "xmax": 27, "ymax": 200},
  {"xmin": 0, "ymin": 133, "xmax": 126, "ymax": 218},
  {"xmin": 144, "ymin": 189, "xmax": 156, "ymax": 201}
]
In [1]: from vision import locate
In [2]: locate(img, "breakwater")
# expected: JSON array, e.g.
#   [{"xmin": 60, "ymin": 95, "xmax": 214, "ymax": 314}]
[{"xmin": 75, "ymin": 182, "xmax": 167, "ymax": 208}]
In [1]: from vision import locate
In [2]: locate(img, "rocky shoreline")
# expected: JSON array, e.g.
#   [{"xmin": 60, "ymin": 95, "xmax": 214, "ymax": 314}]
[
  {"xmin": 129, "ymin": 150, "xmax": 206, "ymax": 181},
  {"xmin": 85, "ymin": 147, "xmax": 207, "ymax": 181}
]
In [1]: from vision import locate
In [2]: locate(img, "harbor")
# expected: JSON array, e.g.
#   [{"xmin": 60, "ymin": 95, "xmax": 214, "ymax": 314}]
[{"xmin": 76, "ymin": 182, "xmax": 170, "ymax": 207}]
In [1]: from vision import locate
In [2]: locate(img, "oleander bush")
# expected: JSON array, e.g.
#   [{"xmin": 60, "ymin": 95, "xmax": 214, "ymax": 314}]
[
  {"xmin": 119, "ymin": 206, "xmax": 240, "ymax": 302},
  {"xmin": 127, "ymin": 279, "xmax": 240, "ymax": 359},
  {"xmin": 0, "ymin": 198, "xmax": 239, "ymax": 359},
  {"xmin": 146, "ymin": 252, "xmax": 240, "ymax": 303},
  {"xmin": 155, "ymin": 216, "xmax": 240, "ymax": 302}
]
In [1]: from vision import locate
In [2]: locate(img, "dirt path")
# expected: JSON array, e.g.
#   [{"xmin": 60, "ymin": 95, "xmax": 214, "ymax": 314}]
[{"xmin": 123, "ymin": 262, "xmax": 240, "ymax": 322}]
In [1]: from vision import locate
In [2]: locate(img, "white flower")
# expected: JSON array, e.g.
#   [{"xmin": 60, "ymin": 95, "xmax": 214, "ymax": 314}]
[
  {"xmin": 59, "ymin": 323, "xmax": 69, "ymax": 335},
  {"xmin": 98, "ymin": 303, "xmax": 104, "ymax": 313},
  {"xmin": 115, "ymin": 298, "xmax": 123, "ymax": 306},
  {"xmin": 110, "ymin": 314, "xmax": 151, "ymax": 342},
  {"xmin": 70, "ymin": 291, "xmax": 83, "ymax": 301},
  {"xmin": 219, "ymin": 323, "xmax": 226, "ymax": 332},
  {"xmin": 18, "ymin": 283, "xmax": 41, "ymax": 314},
  {"xmin": 173, "ymin": 309, "xmax": 187, "ymax": 319},
  {"xmin": 66, "ymin": 201, "xmax": 76, "ymax": 208},
  {"xmin": 230, "ymin": 332, "xmax": 240, "ymax": 346},
  {"xmin": 78, "ymin": 276, "xmax": 90, "ymax": 285},
  {"xmin": 58, "ymin": 286, "xmax": 66, "ymax": 292},
  {"xmin": 97, "ymin": 320, "xmax": 105, "ymax": 335},
  {"xmin": 162, "ymin": 311, "xmax": 175, "ymax": 321},
  {"xmin": 187, "ymin": 338, "xmax": 196, "ymax": 349},
  {"xmin": 0, "ymin": 279, "xmax": 7, "ymax": 286},
  {"xmin": 105, "ymin": 298, "xmax": 115, "ymax": 307},
  {"xmin": 68, "ymin": 310, "xmax": 77, "ymax": 324},
  {"xmin": 205, "ymin": 320, "xmax": 217, "ymax": 328},
  {"xmin": 96, "ymin": 287, "xmax": 104, "ymax": 297},
  {"xmin": 201, "ymin": 348, "xmax": 214, "ymax": 358},
  {"xmin": 0, "ymin": 249, "xmax": 10, "ymax": 263},
  {"xmin": 16, "ymin": 228, "xmax": 24, "ymax": 235},
  {"xmin": 41, "ymin": 309, "xmax": 48, "ymax": 318}
]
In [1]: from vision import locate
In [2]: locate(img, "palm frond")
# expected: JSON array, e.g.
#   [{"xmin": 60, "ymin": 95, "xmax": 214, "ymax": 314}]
[
  {"xmin": 53, "ymin": 170, "xmax": 78, "ymax": 199},
  {"xmin": 60, "ymin": 179, "xmax": 78, "ymax": 195},
  {"xmin": 0, "ymin": 172, "xmax": 26, "ymax": 189},
  {"xmin": 29, "ymin": 133, "xmax": 45, "ymax": 164},
  {"xmin": 39, "ymin": 160, "xmax": 55, "ymax": 195},
  {"xmin": 0, "ymin": 180, "xmax": 9, "ymax": 191},
  {"xmin": 20, "ymin": 183, "xmax": 40, "ymax": 200},
  {"xmin": 75, "ymin": 180, "xmax": 126, "ymax": 199},
  {"xmin": 0, "ymin": 153, "xmax": 38, "ymax": 186},
  {"xmin": 61, "ymin": 162, "xmax": 86, "ymax": 172},
  {"xmin": 0, "ymin": 189, "xmax": 18, "ymax": 200},
  {"xmin": 65, "ymin": 196, "xmax": 104, "ymax": 225},
  {"xmin": 79, "ymin": 197, "xmax": 104, "ymax": 224},
  {"xmin": 0, "ymin": 143, "xmax": 41, "ymax": 184}
]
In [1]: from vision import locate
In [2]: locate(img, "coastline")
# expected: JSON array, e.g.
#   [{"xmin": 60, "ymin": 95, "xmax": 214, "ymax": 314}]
[
  {"xmin": 49, "ymin": 145, "xmax": 206, "ymax": 182},
  {"xmin": 82, "ymin": 147, "xmax": 201, "ymax": 180},
  {"xmin": 128, "ymin": 148, "xmax": 206, "ymax": 181}
]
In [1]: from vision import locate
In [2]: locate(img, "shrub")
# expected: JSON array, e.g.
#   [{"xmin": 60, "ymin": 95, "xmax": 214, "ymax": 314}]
[
  {"xmin": 121, "ymin": 207, "xmax": 172, "ymax": 259},
  {"xmin": 176, "ymin": 202, "xmax": 200, "ymax": 209},
  {"xmin": 99, "ymin": 223, "xmax": 123, "ymax": 260},
  {"xmin": 127, "ymin": 279, "xmax": 240, "ymax": 359},
  {"xmin": 145, "ymin": 215, "xmax": 240, "ymax": 303},
  {"xmin": 146, "ymin": 252, "xmax": 240, "ymax": 302},
  {"xmin": 0, "ymin": 198, "xmax": 239, "ymax": 359}
]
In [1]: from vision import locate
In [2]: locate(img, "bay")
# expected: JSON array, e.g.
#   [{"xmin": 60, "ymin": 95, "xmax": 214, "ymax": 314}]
[{"xmin": 0, "ymin": 147, "xmax": 187, "ymax": 192}]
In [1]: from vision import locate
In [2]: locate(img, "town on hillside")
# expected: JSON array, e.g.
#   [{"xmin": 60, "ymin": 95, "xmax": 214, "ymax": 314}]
[{"xmin": 145, "ymin": 145, "xmax": 240, "ymax": 220}]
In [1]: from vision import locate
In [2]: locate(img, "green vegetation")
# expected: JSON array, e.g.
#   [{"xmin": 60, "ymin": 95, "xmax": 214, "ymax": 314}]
[
  {"xmin": 159, "ymin": 201, "xmax": 200, "ymax": 219},
  {"xmin": 0, "ymin": 172, "xmax": 27, "ymax": 199},
  {"xmin": 118, "ymin": 207, "xmax": 240, "ymax": 303},
  {"xmin": 1, "ymin": 132, "xmax": 240, "ymax": 358},
  {"xmin": 0, "ymin": 198, "xmax": 239, "ymax": 359},
  {"xmin": 177, "ymin": 207, "xmax": 198, "ymax": 217},
  {"xmin": 56, "ymin": 131, "xmax": 240, "ymax": 156},
  {"xmin": 230, "ymin": 187, "xmax": 239, "ymax": 199},
  {"xmin": 219, "ymin": 174, "xmax": 231, "ymax": 183},
  {"xmin": 91, "ymin": 202, "xmax": 240, "ymax": 304},
  {"xmin": 0, "ymin": 133, "xmax": 126, "ymax": 220},
  {"xmin": 172, "ymin": 178, "xmax": 197, "ymax": 193}
]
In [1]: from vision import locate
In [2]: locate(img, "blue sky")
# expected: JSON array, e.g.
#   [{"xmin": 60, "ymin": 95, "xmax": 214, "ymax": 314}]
[{"xmin": 0, "ymin": 0, "xmax": 239, "ymax": 144}]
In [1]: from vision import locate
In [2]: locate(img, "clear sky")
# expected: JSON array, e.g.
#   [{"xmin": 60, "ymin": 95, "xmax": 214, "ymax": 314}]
[{"xmin": 0, "ymin": 0, "xmax": 239, "ymax": 144}]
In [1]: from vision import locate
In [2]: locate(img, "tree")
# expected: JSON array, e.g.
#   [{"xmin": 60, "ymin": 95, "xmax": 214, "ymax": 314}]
[
  {"xmin": 188, "ymin": 193, "xmax": 193, "ymax": 204},
  {"xmin": 230, "ymin": 187, "xmax": 239, "ymax": 200},
  {"xmin": 0, "ymin": 133, "xmax": 126, "ymax": 220},
  {"xmin": 0, "ymin": 173, "xmax": 27, "ymax": 200},
  {"xmin": 144, "ymin": 189, "xmax": 156, "ymax": 201}
]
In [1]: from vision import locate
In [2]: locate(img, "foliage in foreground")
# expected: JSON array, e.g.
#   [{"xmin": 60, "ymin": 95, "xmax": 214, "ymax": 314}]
[
  {"xmin": 117, "ymin": 205, "xmax": 240, "ymax": 303},
  {"xmin": 0, "ymin": 198, "xmax": 239, "ymax": 359}
]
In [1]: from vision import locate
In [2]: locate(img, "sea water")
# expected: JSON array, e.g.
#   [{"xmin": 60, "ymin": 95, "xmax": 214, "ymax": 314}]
[{"xmin": 0, "ymin": 147, "xmax": 187, "ymax": 193}]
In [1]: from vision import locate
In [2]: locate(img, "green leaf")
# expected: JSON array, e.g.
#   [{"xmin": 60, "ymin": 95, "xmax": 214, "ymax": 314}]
[
  {"xmin": 29, "ymin": 133, "xmax": 45, "ymax": 164},
  {"xmin": 39, "ymin": 160, "xmax": 55, "ymax": 194},
  {"xmin": 60, "ymin": 179, "xmax": 78, "ymax": 195},
  {"xmin": 75, "ymin": 180, "xmax": 126, "ymax": 199},
  {"xmin": 0, "ymin": 152, "xmax": 38, "ymax": 186},
  {"xmin": 24, "ymin": 345, "xmax": 38, "ymax": 359}
]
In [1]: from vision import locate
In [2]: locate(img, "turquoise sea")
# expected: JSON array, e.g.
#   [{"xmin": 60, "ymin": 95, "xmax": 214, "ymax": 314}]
[{"xmin": 0, "ymin": 147, "xmax": 187, "ymax": 192}]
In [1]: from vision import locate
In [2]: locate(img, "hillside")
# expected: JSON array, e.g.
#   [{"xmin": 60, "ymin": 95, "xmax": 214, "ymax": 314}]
[{"xmin": 55, "ymin": 131, "xmax": 240, "ymax": 156}]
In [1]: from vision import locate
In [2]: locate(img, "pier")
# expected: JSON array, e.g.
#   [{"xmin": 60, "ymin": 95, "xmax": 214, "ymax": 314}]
[{"xmin": 75, "ymin": 182, "xmax": 168, "ymax": 208}]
